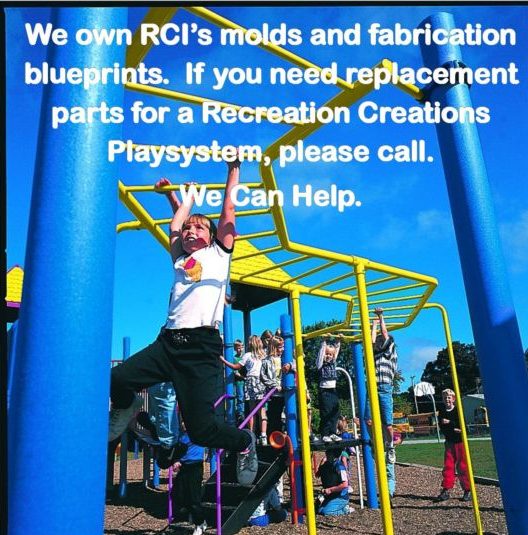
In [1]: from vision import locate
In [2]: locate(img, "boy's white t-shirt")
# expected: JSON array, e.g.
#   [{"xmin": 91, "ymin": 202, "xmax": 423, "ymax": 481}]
[{"xmin": 165, "ymin": 240, "xmax": 232, "ymax": 330}]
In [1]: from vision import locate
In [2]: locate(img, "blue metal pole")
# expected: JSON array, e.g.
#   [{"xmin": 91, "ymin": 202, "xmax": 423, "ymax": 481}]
[
  {"xmin": 281, "ymin": 314, "xmax": 305, "ymax": 520},
  {"xmin": 223, "ymin": 304, "xmax": 235, "ymax": 425},
  {"xmin": 119, "ymin": 337, "xmax": 131, "ymax": 498},
  {"xmin": 420, "ymin": 13, "xmax": 528, "ymax": 533},
  {"xmin": 152, "ymin": 460, "xmax": 160, "ymax": 489},
  {"xmin": 7, "ymin": 321, "xmax": 19, "ymax": 411},
  {"xmin": 243, "ymin": 308, "xmax": 252, "ymax": 347},
  {"xmin": 8, "ymin": 8, "xmax": 127, "ymax": 535},
  {"xmin": 352, "ymin": 340, "xmax": 378, "ymax": 509}
]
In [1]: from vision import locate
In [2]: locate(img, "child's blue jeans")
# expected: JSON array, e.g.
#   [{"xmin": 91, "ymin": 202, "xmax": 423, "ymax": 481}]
[
  {"xmin": 148, "ymin": 382, "xmax": 178, "ymax": 448},
  {"xmin": 318, "ymin": 497, "xmax": 349, "ymax": 516},
  {"xmin": 364, "ymin": 383, "xmax": 394, "ymax": 425}
]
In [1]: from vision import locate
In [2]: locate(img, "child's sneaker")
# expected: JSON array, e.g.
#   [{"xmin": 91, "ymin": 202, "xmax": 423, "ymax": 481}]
[
  {"xmin": 237, "ymin": 430, "xmax": 258, "ymax": 486},
  {"xmin": 329, "ymin": 434, "xmax": 342, "ymax": 442},
  {"xmin": 192, "ymin": 520, "xmax": 207, "ymax": 535},
  {"xmin": 260, "ymin": 434, "xmax": 268, "ymax": 446},
  {"xmin": 109, "ymin": 394, "xmax": 143, "ymax": 441},
  {"xmin": 462, "ymin": 491, "xmax": 471, "ymax": 502},
  {"xmin": 386, "ymin": 447, "xmax": 396, "ymax": 464},
  {"xmin": 322, "ymin": 435, "xmax": 333, "ymax": 443},
  {"xmin": 434, "ymin": 489, "xmax": 450, "ymax": 502}
]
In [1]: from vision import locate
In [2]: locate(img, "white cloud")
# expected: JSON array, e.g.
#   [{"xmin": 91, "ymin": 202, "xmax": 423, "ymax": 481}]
[
  {"xmin": 408, "ymin": 344, "xmax": 441, "ymax": 370},
  {"xmin": 500, "ymin": 210, "xmax": 528, "ymax": 274},
  {"xmin": 369, "ymin": 209, "xmax": 453, "ymax": 251},
  {"xmin": 416, "ymin": 209, "xmax": 453, "ymax": 238}
]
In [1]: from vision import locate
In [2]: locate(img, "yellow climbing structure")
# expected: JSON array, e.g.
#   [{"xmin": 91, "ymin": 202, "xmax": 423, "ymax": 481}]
[{"xmin": 116, "ymin": 7, "xmax": 483, "ymax": 535}]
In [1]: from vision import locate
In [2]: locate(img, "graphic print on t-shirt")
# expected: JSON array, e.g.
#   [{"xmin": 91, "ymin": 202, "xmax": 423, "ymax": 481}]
[{"xmin": 183, "ymin": 257, "xmax": 202, "ymax": 282}]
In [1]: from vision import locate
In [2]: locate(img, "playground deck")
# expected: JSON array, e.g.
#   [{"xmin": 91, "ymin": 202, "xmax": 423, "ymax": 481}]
[{"xmin": 105, "ymin": 457, "xmax": 507, "ymax": 535}]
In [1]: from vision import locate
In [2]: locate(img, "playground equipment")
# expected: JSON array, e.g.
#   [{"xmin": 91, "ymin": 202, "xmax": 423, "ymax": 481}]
[
  {"xmin": 8, "ymin": 6, "xmax": 528, "ymax": 535},
  {"xmin": 336, "ymin": 366, "xmax": 364, "ymax": 509}
]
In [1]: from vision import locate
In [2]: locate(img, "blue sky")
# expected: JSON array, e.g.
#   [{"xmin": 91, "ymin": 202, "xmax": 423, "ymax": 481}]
[{"xmin": 6, "ymin": 6, "xmax": 528, "ymax": 391}]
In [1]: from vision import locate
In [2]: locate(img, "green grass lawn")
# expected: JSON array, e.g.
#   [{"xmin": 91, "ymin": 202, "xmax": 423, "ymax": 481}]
[{"xmin": 398, "ymin": 440, "xmax": 498, "ymax": 479}]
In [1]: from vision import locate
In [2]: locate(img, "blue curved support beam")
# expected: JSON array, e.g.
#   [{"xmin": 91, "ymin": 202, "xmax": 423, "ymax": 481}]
[{"xmin": 420, "ymin": 13, "xmax": 528, "ymax": 534}]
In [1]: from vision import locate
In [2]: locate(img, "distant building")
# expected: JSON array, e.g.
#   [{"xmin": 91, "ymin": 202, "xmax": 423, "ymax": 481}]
[{"xmin": 462, "ymin": 393, "xmax": 487, "ymax": 425}]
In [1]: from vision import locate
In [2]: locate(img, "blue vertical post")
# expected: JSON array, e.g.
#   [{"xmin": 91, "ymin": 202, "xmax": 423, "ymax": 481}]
[
  {"xmin": 281, "ymin": 314, "xmax": 305, "ymax": 520},
  {"xmin": 352, "ymin": 340, "xmax": 378, "ymax": 508},
  {"xmin": 243, "ymin": 308, "xmax": 252, "ymax": 346},
  {"xmin": 223, "ymin": 304, "xmax": 235, "ymax": 425},
  {"xmin": 7, "ymin": 321, "xmax": 19, "ymax": 411},
  {"xmin": 420, "ymin": 13, "xmax": 528, "ymax": 533},
  {"xmin": 8, "ymin": 9, "xmax": 127, "ymax": 535},
  {"xmin": 152, "ymin": 460, "xmax": 160, "ymax": 488},
  {"xmin": 119, "ymin": 337, "xmax": 131, "ymax": 498}
]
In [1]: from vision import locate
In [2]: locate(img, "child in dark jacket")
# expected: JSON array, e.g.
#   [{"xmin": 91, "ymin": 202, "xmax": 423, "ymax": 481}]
[
  {"xmin": 434, "ymin": 389, "xmax": 471, "ymax": 503},
  {"xmin": 317, "ymin": 335, "xmax": 343, "ymax": 443}
]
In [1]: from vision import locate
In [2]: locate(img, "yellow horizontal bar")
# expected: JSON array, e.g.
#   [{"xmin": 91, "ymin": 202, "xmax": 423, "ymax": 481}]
[
  {"xmin": 116, "ymin": 220, "xmax": 143, "ymax": 233},
  {"xmin": 239, "ymin": 254, "xmax": 310, "ymax": 280},
  {"xmin": 382, "ymin": 59, "xmax": 424, "ymax": 101},
  {"xmin": 303, "ymin": 301, "xmax": 354, "ymax": 340},
  {"xmin": 124, "ymin": 183, "xmax": 262, "ymax": 192},
  {"xmin": 370, "ymin": 313, "xmax": 412, "ymax": 320},
  {"xmin": 126, "ymin": 8, "xmax": 179, "ymax": 68},
  {"xmin": 186, "ymin": 6, "xmax": 356, "ymax": 93},
  {"xmin": 286, "ymin": 240, "xmax": 438, "ymax": 286},
  {"xmin": 230, "ymin": 273, "xmax": 354, "ymax": 303},
  {"xmin": 309, "ymin": 270, "xmax": 354, "ymax": 293},
  {"xmin": 362, "ymin": 281, "xmax": 428, "ymax": 298},
  {"xmin": 279, "ymin": 261, "xmax": 339, "ymax": 287},
  {"xmin": 236, "ymin": 230, "xmax": 277, "ymax": 241},
  {"xmin": 402, "ymin": 283, "xmax": 436, "ymax": 326},
  {"xmin": 125, "ymin": 82, "xmax": 305, "ymax": 126},
  {"xmin": 330, "ymin": 274, "xmax": 400, "ymax": 295},
  {"xmin": 150, "ymin": 207, "xmax": 271, "ymax": 227},
  {"xmin": 265, "ymin": 85, "xmax": 375, "ymax": 162},
  {"xmin": 370, "ymin": 304, "xmax": 418, "ymax": 313},
  {"xmin": 367, "ymin": 294, "xmax": 425, "ymax": 305},
  {"xmin": 233, "ymin": 245, "xmax": 283, "ymax": 262},
  {"xmin": 118, "ymin": 181, "xmax": 169, "ymax": 251}
]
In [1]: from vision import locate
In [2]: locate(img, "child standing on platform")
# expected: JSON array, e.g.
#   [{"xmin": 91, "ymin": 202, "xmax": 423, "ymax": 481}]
[
  {"xmin": 261, "ymin": 336, "xmax": 288, "ymax": 436},
  {"xmin": 317, "ymin": 335, "xmax": 343, "ymax": 443},
  {"xmin": 233, "ymin": 339, "xmax": 246, "ymax": 424},
  {"xmin": 220, "ymin": 335, "xmax": 268, "ymax": 444}
]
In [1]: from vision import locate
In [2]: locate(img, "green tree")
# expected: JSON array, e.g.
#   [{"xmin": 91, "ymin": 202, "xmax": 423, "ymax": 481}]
[
  {"xmin": 393, "ymin": 369, "xmax": 404, "ymax": 394},
  {"xmin": 393, "ymin": 394, "xmax": 414, "ymax": 416},
  {"xmin": 420, "ymin": 341, "xmax": 480, "ymax": 395}
]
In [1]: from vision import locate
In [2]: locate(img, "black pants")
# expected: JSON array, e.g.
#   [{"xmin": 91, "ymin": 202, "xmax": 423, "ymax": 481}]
[
  {"xmin": 267, "ymin": 396, "xmax": 284, "ymax": 436},
  {"xmin": 173, "ymin": 461, "xmax": 205, "ymax": 525},
  {"xmin": 318, "ymin": 388, "xmax": 339, "ymax": 437},
  {"xmin": 110, "ymin": 327, "xmax": 250, "ymax": 452}
]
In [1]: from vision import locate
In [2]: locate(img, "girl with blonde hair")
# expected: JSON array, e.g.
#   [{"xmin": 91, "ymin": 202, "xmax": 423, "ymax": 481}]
[{"xmin": 220, "ymin": 335, "xmax": 268, "ymax": 443}]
